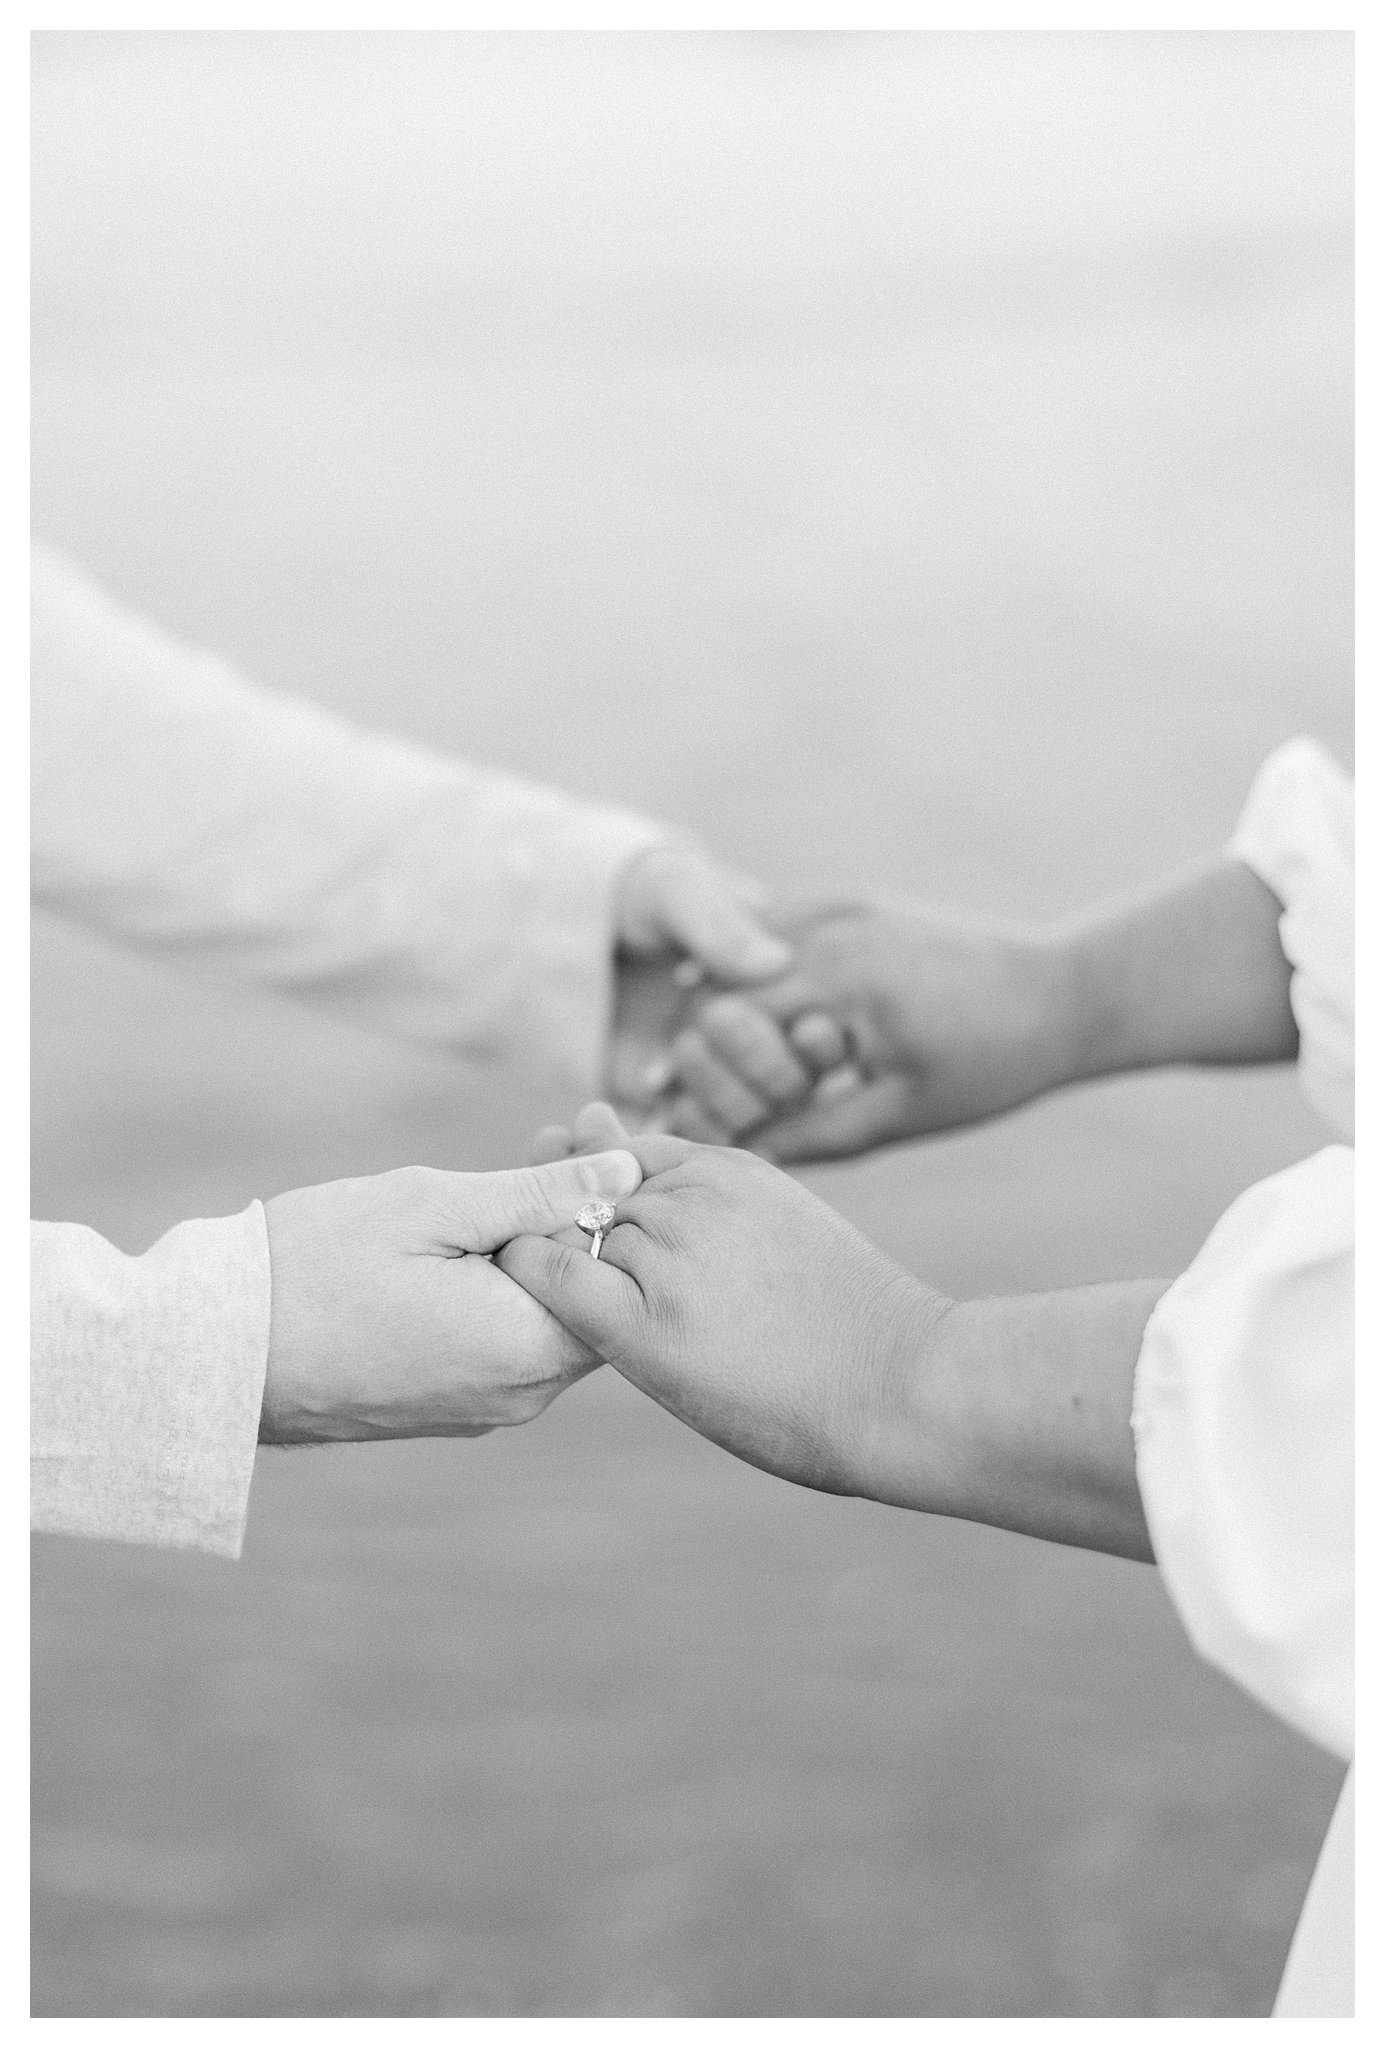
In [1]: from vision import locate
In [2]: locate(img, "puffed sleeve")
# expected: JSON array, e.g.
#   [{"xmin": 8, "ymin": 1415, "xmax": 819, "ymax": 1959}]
[
  {"xmin": 1132, "ymin": 1148, "xmax": 1352, "ymax": 1757},
  {"xmin": 1227, "ymin": 736, "xmax": 1353, "ymax": 1142},
  {"xmin": 32, "ymin": 544, "xmax": 666, "ymax": 1093},
  {"xmin": 1131, "ymin": 738, "xmax": 1354, "ymax": 1760}
]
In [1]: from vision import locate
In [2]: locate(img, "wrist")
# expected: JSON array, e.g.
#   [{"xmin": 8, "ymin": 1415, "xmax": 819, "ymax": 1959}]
[
  {"xmin": 849, "ymin": 1272, "xmax": 960, "ymax": 1508},
  {"xmin": 1046, "ymin": 857, "xmax": 1298, "ymax": 1085},
  {"xmin": 987, "ymin": 923, "xmax": 1097, "ymax": 1103},
  {"xmin": 1039, "ymin": 915, "xmax": 1121, "ymax": 1088},
  {"xmin": 852, "ymin": 1284, "xmax": 1160, "ymax": 1555}
]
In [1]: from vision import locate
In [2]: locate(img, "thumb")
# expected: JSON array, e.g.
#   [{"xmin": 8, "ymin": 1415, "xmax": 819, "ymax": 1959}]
[
  {"xmin": 446, "ymin": 1150, "xmax": 641, "ymax": 1253},
  {"xmin": 494, "ymin": 1231, "xmax": 640, "ymax": 1357},
  {"xmin": 529, "ymin": 1122, "xmax": 575, "ymax": 1165},
  {"xmin": 571, "ymin": 1099, "xmax": 636, "ymax": 1153},
  {"xmin": 659, "ymin": 859, "xmax": 793, "ymax": 985}
]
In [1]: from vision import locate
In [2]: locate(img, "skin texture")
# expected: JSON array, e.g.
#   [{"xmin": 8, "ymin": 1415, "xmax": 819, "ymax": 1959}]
[
  {"xmin": 662, "ymin": 856, "xmax": 1297, "ymax": 1161},
  {"xmin": 506, "ymin": 1112, "xmax": 1162, "ymax": 1562},
  {"xmin": 260, "ymin": 1149, "xmax": 640, "ymax": 1444}
]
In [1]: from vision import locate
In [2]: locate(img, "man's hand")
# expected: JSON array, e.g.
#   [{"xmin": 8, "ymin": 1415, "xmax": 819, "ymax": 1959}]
[
  {"xmin": 606, "ymin": 842, "xmax": 799, "ymax": 1114},
  {"xmin": 260, "ymin": 1148, "xmax": 641, "ymax": 1444},
  {"xmin": 662, "ymin": 899, "xmax": 1077, "ymax": 1161}
]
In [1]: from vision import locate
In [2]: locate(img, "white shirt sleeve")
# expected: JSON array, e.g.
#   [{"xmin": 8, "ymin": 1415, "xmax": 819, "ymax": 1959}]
[
  {"xmin": 1131, "ymin": 738, "xmax": 1354, "ymax": 1761},
  {"xmin": 32, "ymin": 543, "xmax": 667, "ymax": 1095},
  {"xmin": 31, "ymin": 1206, "xmax": 272, "ymax": 1559}
]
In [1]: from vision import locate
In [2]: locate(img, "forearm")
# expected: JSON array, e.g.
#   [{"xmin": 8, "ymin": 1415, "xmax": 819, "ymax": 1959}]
[
  {"xmin": 1050, "ymin": 857, "xmax": 1296, "ymax": 1086},
  {"xmin": 32, "ymin": 544, "xmax": 662, "ymax": 1083},
  {"xmin": 865, "ymin": 1278, "xmax": 1168, "ymax": 1561}
]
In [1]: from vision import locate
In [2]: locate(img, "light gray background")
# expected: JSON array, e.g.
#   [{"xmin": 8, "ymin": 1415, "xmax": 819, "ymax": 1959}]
[{"xmin": 32, "ymin": 30, "xmax": 1351, "ymax": 2018}]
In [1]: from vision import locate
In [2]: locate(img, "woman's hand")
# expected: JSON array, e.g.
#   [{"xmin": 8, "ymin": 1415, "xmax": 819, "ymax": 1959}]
[
  {"xmin": 659, "ymin": 859, "xmax": 1299, "ymax": 1163},
  {"xmin": 662, "ymin": 899, "xmax": 1078, "ymax": 1160},
  {"xmin": 499, "ymin": 1126, "xmax": 948, "ymax": 1498},
  {"xmin": 509, "ymin": 1106, "xmax": 1161, "ymax": 1559}
]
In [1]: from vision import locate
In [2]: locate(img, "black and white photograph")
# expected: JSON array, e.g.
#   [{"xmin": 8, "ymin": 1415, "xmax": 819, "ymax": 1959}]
[{"xmin": 31, "ymin": 25, "xmax": 1353, "ymax": 2021}]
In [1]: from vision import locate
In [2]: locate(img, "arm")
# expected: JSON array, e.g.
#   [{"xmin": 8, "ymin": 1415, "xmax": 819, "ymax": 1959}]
[
  {"xmin": 662, "ymin": 854, "xmax": 1296, "ymax": 1159},
  {"xmin": 1060, "ymin": 855, "xmax": 1296, "ymax": 1080},
  {"xmin": 870, "ymin": 1283, "xmax": 1164, "ymax": 1562},
  {"xmin": 500, "ymin": 1132, "xmax": 1161, "ymax": 1562},
  {"xmin": 31, "ymin": 545, "xmax": 787, "ymax": 1096},
  {"xmin": 502, "ymin": 1120, "xmax": 1351, "ymax": 1755},
  {"xmin": 667, "ymin": 737, "xmax": 1352, "ymax": 1158}
]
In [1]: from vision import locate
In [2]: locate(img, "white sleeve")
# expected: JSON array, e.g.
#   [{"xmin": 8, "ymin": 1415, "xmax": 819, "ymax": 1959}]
[
  {"xmin": 1228, "ymin": 736, "xmax": 1353, "ymax": 1141},
  {"xmin": 31, "ymin": 1205, "xmax": 272, "ymax": 1559},
  {"xmin": 31, "ymin": 544, "xmax": 666, "ymax": 1093},
  {"xmin": 1132, "ymin": 1149, "xmax": 1353, "ymax": 1759},
  {"xmin": 1131, "ymin": 737, "xmax": 1354, "ymax": 1761}
]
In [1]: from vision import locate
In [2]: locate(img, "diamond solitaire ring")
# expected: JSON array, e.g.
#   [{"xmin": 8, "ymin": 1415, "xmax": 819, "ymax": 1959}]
[{"xmin": 575, "ymin": 1199, "xmax": 617, "ymax": 1259}]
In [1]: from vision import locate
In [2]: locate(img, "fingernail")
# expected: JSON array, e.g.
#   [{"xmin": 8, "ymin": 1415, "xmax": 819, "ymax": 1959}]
[
  {"xmin": 581, "ymin": 1149, "xmax": 642, "ymax": 1196},
  {"xmin": 812, "ymin": 1064, "xmax": 863, "ymax": 1104}
]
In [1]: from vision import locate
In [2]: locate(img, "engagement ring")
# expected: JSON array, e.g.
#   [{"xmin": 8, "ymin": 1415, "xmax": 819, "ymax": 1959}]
[{"xmin": 575, "ymin": 1199, "xmax": 616, "ymax": 1259}]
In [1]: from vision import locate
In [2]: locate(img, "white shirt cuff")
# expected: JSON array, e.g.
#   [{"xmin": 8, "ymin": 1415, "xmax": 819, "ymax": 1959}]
[{"xmin": 31, "ymin": 1203, "xmax": 272, "ymax": 1559}]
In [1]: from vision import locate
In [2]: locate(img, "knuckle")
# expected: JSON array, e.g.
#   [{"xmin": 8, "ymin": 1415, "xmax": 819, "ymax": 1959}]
[
  {"xmin": 508, "ymin": 1162, "xmax": 548, "ymax": 1207},
  {"xmin": 389, "ymin": 1162, "xmax": 437, "ymax": 1205}
]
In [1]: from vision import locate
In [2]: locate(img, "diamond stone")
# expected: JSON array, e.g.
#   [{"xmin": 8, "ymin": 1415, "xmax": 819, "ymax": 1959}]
[{"xmin": 574, "ymin": 1200, "xmax": 616, "ymax": 1236}]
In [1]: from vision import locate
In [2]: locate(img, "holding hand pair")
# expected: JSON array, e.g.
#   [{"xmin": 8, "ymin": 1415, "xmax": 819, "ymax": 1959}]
[
  {"xmin": 645, "ymin": 899, "xmax": 1073, "ymax": 1160},
  {"xmin": 260, "ymin": 851, "xmax": 1291, "ymax": 1568},
  {"xmin": 259, "ymin": 1095, "xmax": 932, "ymax": 1517},
  {"xmin": 626, "ymin": 854, "xmax": 1298, "ymax": 1164}
]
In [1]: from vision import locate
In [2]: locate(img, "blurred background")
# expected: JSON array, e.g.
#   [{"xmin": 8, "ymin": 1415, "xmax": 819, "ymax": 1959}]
[{"xmin": 31, "ymin": 29, "xmax": 1352, "ymax": 2018}]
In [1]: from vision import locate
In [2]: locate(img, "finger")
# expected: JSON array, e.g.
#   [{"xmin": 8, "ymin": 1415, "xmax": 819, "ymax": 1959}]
[
  {"xmin": 495, "ymin": 1231, "xmax": 643, "ymax": 1358},
  {"xmin": 635, "ymin": 1052, "xmax": 675, "ymax": 1098},
  {"xmin": 529, "ymin": 1123, "xmax": 575, "ymax": 1166},
  {"xmin": 669, "ymin": 1029, "xmax": 773, "ymax": 1136},
  {"xmin": 753, "ymin": 1077, "xmax": 905, "ymax": 1165},
  {"xmin": 810, "ymin": 1062, "xmax": 866, "ymax": 1106},
  {"xmin": 554, "ymin": 1111, "xmax": 695, "ymax": 1180},
  {"xmin": 761, "ymin": 893, "xmax": 871, "ymax": 937},
  {"xmin": 443, "ymin": 1150, "xmax": 642, "ymax": 1253},
  {"xmin": 658, "ymin": 859, "xmax": 792, "ymax": 984},
  {"xmin": 788, "ymin": 1012, "xmax": 849, "ymax": 1075},
  {"xmin": 664, "ymin": 1093, "xmax": 738, "ymax": 1147},
  {"xmin": 571, "ymin": 1100, "xmax": 635, "ymax": 1153},
  {"xmin": 694, "ymin": 995, "xmax": 815, "ymax": 1109}
]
